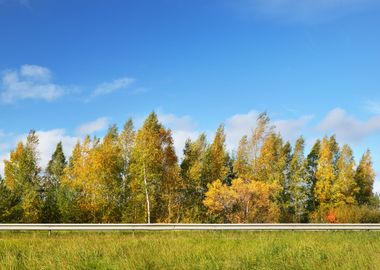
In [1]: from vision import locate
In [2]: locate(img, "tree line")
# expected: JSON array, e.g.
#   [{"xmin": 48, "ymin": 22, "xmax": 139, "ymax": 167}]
[{"xmin": 0, "ymin": 112, "xmax": 378, "ymax": 223}]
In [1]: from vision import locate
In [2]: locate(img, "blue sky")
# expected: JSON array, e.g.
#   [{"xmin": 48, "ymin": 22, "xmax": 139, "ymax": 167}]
[{"xmin": 1, "ymin": 0, "xmax": 380, "ymax": 190}]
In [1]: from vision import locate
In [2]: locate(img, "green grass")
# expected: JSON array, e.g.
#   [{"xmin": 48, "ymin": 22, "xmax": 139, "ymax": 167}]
[{"xmin": 0, "ymin": 231, "xmax": 379, "ymax": 269}]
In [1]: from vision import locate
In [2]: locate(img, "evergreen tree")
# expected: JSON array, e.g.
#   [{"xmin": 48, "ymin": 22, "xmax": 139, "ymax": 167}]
[
  {"xmin": 305, "ymin": 139, "xmax": 321, "ymax": 213},
  {"xmin": 180, "ymin": 134, "xmax": 209, "ymax": 222},
  {"xmin": 3, "ymin": 131, "xmax": 43, "ymax": 222},
  {"xmin": 60, "ymin": 142, "xmax": 84, "ymax": 222},
  {"xmin": 42, "ymin": 142, "xmax": 67, "ymax": 223},
  {"xmin": 277, "ymin": 141, "xmax": 292, "ymax": 222},
  {"xmin": 0, "ymin": 175, "xmax": 22, "ymax": 222}
]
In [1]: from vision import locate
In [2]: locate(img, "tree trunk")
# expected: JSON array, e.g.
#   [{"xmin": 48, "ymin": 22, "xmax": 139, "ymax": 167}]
[
  {"xmin": 143, "ymin": 163, "xmax": 151, "ymax": 224},
  {"xmin": 168, "ymin": 195, "xmax": 172, "ymax": 223}
]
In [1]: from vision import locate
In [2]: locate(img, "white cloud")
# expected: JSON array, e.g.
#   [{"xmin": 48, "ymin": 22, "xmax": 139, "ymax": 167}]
[
  {"xmin": 317, "ymin": 108, "xmax": 380, "ymax": 143},
  {"xmin": 366, "ymin": 100, "xmax": 380, "ymax": 115},
  {"xmin": 233, "ymin": 0, "xmax": 378, "ymax": 23},
  {"xmin": 32, "ymin": 129, "xmax": 78, "ymax": 169},
  {"xmin": 20, "ymin": 65, "xmax": 50, "ymax": 81},
  {"xmin": 171, "ymin": 130, "xmax": 200, "ymax": 158},
  {"xmin": 224, "ymin": 110, "xmax": 312, "ymax": 150},
  {"xmin": 92, "ymin": 77, "xmax": 135, "ymax": 97},
  {"xmin": 158, "ymin": 113, "xmax": 197, "ymax": 131},
  {"xmin": 0, "ymin": 129, "xmax": 78, "ymax": 177},
  {"xmin": 158, "ymin": 113, "xmax": 199, "ymax": 158},
  {"xmin": 0, "ymin": 153, "xmax": 7, "ymax": 177},
  {"xmin": 374, "ymin": 174, "xmax": 380, "ymax": 194},
  {"xmin": 1, "ymin": 65, "xmax": 66, "ymax": 103},
  {"xmin": 274, "ymin": 115, "xmax": 313, "ymax": 142},
  {"xmin": 76, "ymin": 117, "xmax": 109, "ymax": 135},
  {"xmin": 225, "ymin": 110, "xmax": 260, "ymax": 150}
]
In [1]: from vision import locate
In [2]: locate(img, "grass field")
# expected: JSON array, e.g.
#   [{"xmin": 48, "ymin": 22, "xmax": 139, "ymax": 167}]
[{"xmin": 0, "ymin": 231, "xmax": 379, "ymax": 269}]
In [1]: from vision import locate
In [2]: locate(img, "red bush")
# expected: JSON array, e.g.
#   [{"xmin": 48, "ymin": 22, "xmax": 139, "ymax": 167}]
[{"xmin": 326, "ymin": 211, "xmax": 337, "ymax": 223}]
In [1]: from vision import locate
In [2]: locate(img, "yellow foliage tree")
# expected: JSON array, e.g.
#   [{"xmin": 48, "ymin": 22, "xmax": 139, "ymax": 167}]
[
  {"xmin": 315, "ymin": 136, "xmax": 339, "ymax": 210},
  {"xmin": 63, "ymin": 126, "xmax": 124, "ymax": 223},
  {"xmin": 332, "ymin": 144, "xmax": 358, "ymax": 206},
  {"xmin": 128, "ymin": 112, "xmax": 182, "ymax": 223},
  {"xmin": 204, "ymin": 178, "xmax": 280, "ymax": 223}
]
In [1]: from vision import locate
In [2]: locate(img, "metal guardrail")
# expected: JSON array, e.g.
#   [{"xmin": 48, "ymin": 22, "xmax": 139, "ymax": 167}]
[{"xmin": 1, "ymin": 224, "xmax": 380, "ymax": 231}]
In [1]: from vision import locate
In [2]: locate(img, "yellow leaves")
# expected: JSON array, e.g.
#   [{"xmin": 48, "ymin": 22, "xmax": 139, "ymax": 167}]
[
  {"xmin": 127, "ymin": 112, "xmax": 182, "ymax": 223},
  {"xmin": 62, "ymin": 130, "xmax": 124, "ymax": 222},
  {"xmin": 332, "ymin": 144, "xmax": 357, "ymax": 207},
  {"xmin": 204, "ymin": 179, "xmax": 236, "ymax": 214},
  {"xmin": 315, "ymin": 136, "xmax": 338, "ymax": 207},
  {"xmin": 208, "ymin": 125, "xmax": 228, "ymax": 183},
  {"xmin": 233, "ymin": 136, "xmax": 251, "ymax": 180},
  {"xmin": 4, "ymin": 143, "xmax": 25, "ymax": 191},
  {"xmin": 204, "ymin": 178, "xmax": 280, "ymax": 223},
  {"xmin": 355, "ymin": 150, "xmax": 376, "ymax": 204}
]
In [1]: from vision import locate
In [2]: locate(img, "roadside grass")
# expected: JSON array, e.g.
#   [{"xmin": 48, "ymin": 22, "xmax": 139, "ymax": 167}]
[{"xmin": 0, "ymin": 231, "xmax": 379, "ymax": 269}]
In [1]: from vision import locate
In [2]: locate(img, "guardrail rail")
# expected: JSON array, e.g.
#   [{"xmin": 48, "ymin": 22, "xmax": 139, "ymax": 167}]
[{"xmin": 1, "ymin": 224, "xmax": 380, "ymax": 231}]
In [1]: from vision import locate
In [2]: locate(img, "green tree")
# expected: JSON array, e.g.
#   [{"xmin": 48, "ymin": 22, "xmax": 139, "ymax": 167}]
[
  {"xmin": 277, "ymin": 141, "xmax": 292, "ymax": 222},
  {"xmin": 42, "ymin": 142, "xmax": 67, "ymax": 223},
  {"xmin": 355, "ymin": 150, "xmax": 376, "ymax": 205},
  {"xmin": 305, "ymin": 139, "xmax": 321, "ymax": 213},
  {"xmin": 288, "ymin": 137, "xmax": 308, "ymax": 222},
  {"xmin": 207, "ymin": 125, "xmax": 229, "ymax": 184},
  {"xmin": 180, "ymin": 134, "xmax": 209, "ymax": 222},
  {"xmin": 3, "ymin": 131, "xmax": 43, "ymax": 223},
  {"xmin": 119, "ymin": 119, "xmax": 135, "ymax": 218},
  {"xmin": 59, "ymin": 142, "xmax": 84, "ymax": 222},
  {"xmin": 128, "ymin": 112, "xmax": 182, "ymax": 223},
  {"xmin": 233, "ymin": 136, "xmax": 251, "ymax": 181},
  {"xmin": 333, "ymin": 144, "xmax": 358, "ymax": 206},
  {"xmin": 0, "ymin": 177, "xmax": 22, "ymax": 222}
]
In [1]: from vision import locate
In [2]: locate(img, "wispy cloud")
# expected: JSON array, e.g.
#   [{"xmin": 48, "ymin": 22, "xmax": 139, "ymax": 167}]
[
  {"xmin": 76, "ymin": 117, "xmax": 109, "ymax": 135},
  {"xmin": 0, "ymin": 0, "xmax": 31, "ymax": 9},
  {"xmin": 91, "ymin": 77, "xmax": 135, "ymax": 98},
  {"xmin": 232, "ymin": 0, "xmax": 379, "ymax": 23},
  {"xmin": 274, "ymin": 115, "xmax": 313, "ymax": 140},
  {"xmin": 0, "ymin": 65, "xmax": 68, "ymax": 103},
  {"xmin": 224, "ymin": 110, "xmax": 312, "ymax": 150},
  {"xmin": 365, "ymin": 100, "xmax": 380, "ymax": 115},
  {"xmin": 317, "ymin": 108, "xmax": 380, "ymax": 143}
]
